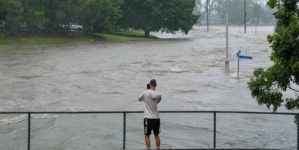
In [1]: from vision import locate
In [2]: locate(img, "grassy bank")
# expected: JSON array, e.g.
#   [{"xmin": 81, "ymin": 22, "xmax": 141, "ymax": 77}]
[
  {"xmin": 97, "ymin": 29, "xmax": 158, "ymax": 41},
  {"xmin": 0, "ymin": 30, "xmax": 158, "ymax": 45},
  {"xmin": 107, "ymin": 30, "xmax": 157, "ymax": 38},
  {"xmin": 0, "ymin": 37, "xmax": 90, "ymax": 45}
]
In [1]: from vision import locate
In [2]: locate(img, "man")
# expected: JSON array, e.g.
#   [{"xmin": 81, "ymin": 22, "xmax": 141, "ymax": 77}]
[{"xmin": 138, "ymin": 79, "xmax": 162, "ymax": 150}]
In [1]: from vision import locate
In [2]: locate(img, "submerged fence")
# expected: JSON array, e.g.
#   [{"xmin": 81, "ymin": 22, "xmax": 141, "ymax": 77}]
[{"xmin": 0, "ymin": 111, "xmax": 298, "ymax": 150}]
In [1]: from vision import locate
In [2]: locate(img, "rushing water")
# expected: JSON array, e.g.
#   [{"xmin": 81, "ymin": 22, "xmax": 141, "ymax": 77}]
[
  {"xmin": 0, "ymin": 25, "xmax": 289, "ymax": 112},
  {"xmin": 0, "ymin": 25, "xmax": 297, "ymax": 149}
]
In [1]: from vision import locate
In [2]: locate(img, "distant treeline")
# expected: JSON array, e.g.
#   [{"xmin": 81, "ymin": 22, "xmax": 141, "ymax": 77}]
[
  {"xmin": 0, "ymin": 0, "xmax": 277, "ymax": 37},
  {"xmin": 0, "ymin": 0, "xmax": 200, "ymax": 37},
  {"xmin": 193, "ymin": 0, "xmax": 276, "ymax": 25}
]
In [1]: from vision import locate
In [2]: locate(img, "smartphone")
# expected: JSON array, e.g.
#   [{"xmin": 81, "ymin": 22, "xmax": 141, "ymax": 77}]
[{"xmin": 147, "ymin": 84, "xmax": 150, "ymax": 89}]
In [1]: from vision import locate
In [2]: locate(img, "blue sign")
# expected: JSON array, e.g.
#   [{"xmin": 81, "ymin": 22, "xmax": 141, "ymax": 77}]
[
  {"xmin": 231, "ymin": 50, "xmax": 247, "ymax": 57},
  {"xmin": 239, "ymin": 55, "xmax": 253, "ymax": 60}
]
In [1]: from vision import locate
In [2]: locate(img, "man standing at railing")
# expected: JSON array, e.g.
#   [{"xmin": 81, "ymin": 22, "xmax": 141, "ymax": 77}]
[{"xmin": 138, "ymin": 79, "xmax": 162, "ymax": 150}]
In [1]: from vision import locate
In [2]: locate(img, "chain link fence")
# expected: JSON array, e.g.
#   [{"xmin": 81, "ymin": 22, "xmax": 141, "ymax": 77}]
[{"xmin": 0, "ymin": 111, "xmax": 297, "ymax": 150}]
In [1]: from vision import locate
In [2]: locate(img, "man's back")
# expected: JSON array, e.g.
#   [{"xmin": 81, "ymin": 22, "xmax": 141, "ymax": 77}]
[{"xmin": 138, "ymin": 90, "xmax": 162, "ymax": 118}]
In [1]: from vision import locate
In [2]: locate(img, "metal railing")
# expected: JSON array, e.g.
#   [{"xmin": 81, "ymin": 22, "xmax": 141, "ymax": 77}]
[{"xmin": 0, "ymin": 111, "xmax": 298, "ymax": 149}]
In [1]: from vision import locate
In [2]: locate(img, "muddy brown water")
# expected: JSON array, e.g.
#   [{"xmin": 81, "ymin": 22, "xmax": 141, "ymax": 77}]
[{"xmin": 0, "ymin": 25, "xmax": 297, "ymax": 149}]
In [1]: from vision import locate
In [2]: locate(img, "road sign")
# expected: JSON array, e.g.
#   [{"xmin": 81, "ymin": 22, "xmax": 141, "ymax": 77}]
[
  {"xmin": 237, "ymin": 50, "xmax": 253, "ymax": 79},
  {"xmin": 239, "ymin": 55, "xmax": 253, "ymax": 60},
  {"xmin": 230, "ymin": 50, "xmax": 247, "ymax": 57},
  {"xmin": 239, "ymin": 50, "xmax": 247, "ymax": 55}
]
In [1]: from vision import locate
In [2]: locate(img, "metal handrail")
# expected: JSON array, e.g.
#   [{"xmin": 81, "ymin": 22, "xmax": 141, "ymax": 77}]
[
  {"xmin": 0, "ymin": 111, "xmax": 298, "ymax": 150},
  {"xmin": 0, "ymin": 110, "xmax": 298, "ymax": 115}
]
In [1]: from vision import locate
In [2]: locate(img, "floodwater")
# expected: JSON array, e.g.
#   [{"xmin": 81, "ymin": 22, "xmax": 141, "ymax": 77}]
[
  {"xmin": 0, "ymin": 25, "xmax": 297, "ymax": 149},
  {"xmin": 0, "ymin": 25, "xmax": 293, "ymax": 112}
]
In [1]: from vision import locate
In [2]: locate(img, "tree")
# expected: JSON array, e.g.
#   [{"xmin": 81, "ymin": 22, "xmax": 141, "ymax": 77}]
[
  {"xmin": 0, "ymin": 0, "xmax": 6, "ymax": 21},
  {"xmin": 83, "ymin": 0, "xmax": 122, "ymax": 33},
  {"xmin": 193, "ymin": 0, "xmax": 202, "ymax": 16},
  {"xmin": 204, "ymin": 0, "xmax": 217, "ymax": 20},
  {"xmin": 194, "ymin": 0, "xmax": 216, "ymax": 24},
  {"xmin": 2, "ymin": 0, "xmax": 23, "ymax": 34},
  {"xmin": 26, "ymin": 11, "xmax": 49, "ymax": 32},
  {"xmin": 215, "ymin": 0, "xmax": 268, "ymax": 25},
  {"xmin": 216, "ymin": 0, "xmax": 245, "ymax": 24},
  {"xmin": 247, "ymin": 0, "xmax": 299, "ymax": 112},
  {"xmin": 260, "ymin": 5, "xmax": 276, "ymax": 24},
  {"xmin": 250, "ymin": 3, "xmax": 263, "ymax": 24},
  {"xmin": 43, "ymin": 0, "xmax": 87, "ymax": 31},
  {"xmin": 21, "ymin": 0, "xmax": 49, "ymax": 33},
  {"xmin": 121, "ymin": 0, "xmax": 199, "ymax": 37}
]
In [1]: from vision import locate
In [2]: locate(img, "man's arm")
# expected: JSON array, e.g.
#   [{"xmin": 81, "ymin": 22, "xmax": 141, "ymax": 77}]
[
  {"xmin": 151, "ymin": 92, "xmax": 162, "ymax": 103},
  {"xmin": 157, "ymin": 95, "xmax": 161, "ymax": 103},
  {"xmin": 138, "ymin": 91, "xmax": 145, "ymax": 101}
]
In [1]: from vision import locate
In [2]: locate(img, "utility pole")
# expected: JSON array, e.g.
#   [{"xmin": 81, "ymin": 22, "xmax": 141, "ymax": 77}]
[
  {"xmin": 225, "ymin": 14, "xmax": 229, "ymax": 69},
  {"xmin": 244, "ymin": 0, "xmax": 246, "ymax": 34},
  {"xmin": 207, "ymin": 0, "xmax": 209, "ymax": 31},
  {"xmin": 255, "ymin": 18, "xmax": 257, "ymax": 36}
]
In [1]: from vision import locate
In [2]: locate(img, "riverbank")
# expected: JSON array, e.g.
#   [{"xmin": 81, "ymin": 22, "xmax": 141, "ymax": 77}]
[{"xmin": 0, "ymin": 30, "xmax": 158, "ymax": 45}]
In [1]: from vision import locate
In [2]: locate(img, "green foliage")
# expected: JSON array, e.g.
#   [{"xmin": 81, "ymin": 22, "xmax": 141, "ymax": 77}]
[
  {"xmin": 0, "ymin": 37, "xmax": 89, "ymax": 45},
  {"xmin": 39, "ymin": 0, "xmax": 87, "ymax": 30},
  {"xmin": 83, "ymin": 0, "xmax": 122, "ymax": 33},
  {"xmin": 26, "ymin": 11, "xmax": 50, "ymax": 32},
  {"xmin": 248, "ymin": 0, "xmax": 299, "ymax": 112},
  {"xmin": 267, "ymin": 0, "xmax": 277, "ymax": 9},
  {"xmin": 120, "ymin": 0, "xmax": 199, "ymax": 37},
  {"xmin": 2, "ymin": 0, "xmax": 23, "ymax": 34},
  {"xmin": 0, "ymin": 0, "xmax": 6, "ymax": 20},
  {"xmin": 1, "ymin": 0, "xmax": 124, "ymax": 35}
]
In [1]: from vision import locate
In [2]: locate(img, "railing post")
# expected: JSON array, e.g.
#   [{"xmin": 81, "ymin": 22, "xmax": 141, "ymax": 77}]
[
  {"xmin": 27, "ymin": 113, "xmax": 31, "ymax": 150},
  {"xmin": 213, "ymin": 111, "xmax": 216, "ymax": 150},
  {"xmin": 123, "ymin": 112, "xmax": 126, "ymax": 150},
  {"xmin": 297, "ymin": 114, "xmax": 299, "ymax": 150}
]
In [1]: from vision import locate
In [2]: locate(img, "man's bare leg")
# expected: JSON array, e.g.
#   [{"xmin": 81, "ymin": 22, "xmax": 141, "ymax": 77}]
[
  {"xmin": 145, "ymin": 134, "xmax": 151, "ymax": 149},
  {"xmin": 154, "ymin": 134, "xmax": 160, "ymax": 148}
]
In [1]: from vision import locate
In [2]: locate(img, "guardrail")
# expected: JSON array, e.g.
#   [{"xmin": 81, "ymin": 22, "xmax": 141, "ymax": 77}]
[{"xmin": 0, "ymin": 111, "xmax": 298, "ymax": 149}]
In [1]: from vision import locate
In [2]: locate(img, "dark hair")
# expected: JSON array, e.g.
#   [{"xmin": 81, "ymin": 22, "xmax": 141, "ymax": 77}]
[{"xmin": 150, "ymin": 79, "xmax": 157, "ymax": 87}]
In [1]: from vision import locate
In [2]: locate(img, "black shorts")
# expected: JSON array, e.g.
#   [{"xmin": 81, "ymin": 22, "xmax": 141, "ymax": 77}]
[{"xmin": 144, "ymin": 118, "xmax": 160, "ymax": 135}]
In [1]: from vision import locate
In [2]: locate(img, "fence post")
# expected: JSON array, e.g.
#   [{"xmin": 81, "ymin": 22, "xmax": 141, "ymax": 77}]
[
  {"xmin": 297, "ymin": 114, "xmax": 299, "ymax": 150},
  {"xmin": 213, "ymin": 112, "xmax": 216, "ymax": 149},
  {"xmin": 123, "ymin": 112, "xmax": 126, "ymax": 150},
  {"xmin": 27, "ymin": 113, "xmax": 31, "ymax": 150}
]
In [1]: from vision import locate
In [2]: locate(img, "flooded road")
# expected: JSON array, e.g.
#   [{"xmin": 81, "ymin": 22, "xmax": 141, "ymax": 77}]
[{"xmin": 0, "ymin": 25, "xmax": 294, "ymax": 112}]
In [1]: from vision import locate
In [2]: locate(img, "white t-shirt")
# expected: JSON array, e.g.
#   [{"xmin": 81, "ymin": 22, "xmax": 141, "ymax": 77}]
[{"xmin": 138, "ymin": 90, "xmax": 162, "ymax": 118}]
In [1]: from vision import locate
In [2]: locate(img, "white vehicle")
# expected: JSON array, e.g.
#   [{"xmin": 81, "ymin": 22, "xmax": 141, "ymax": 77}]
[
  {"xmin": 0, "ymin": 22, "xmax": 5, "ymax": 28},
  {"xmin": 59, "ymin": 23, "xmax": 83, "ymax": 31},
  {"xmin": 69, "ymin": 24, "xmax": 83, "ymax": 30}
]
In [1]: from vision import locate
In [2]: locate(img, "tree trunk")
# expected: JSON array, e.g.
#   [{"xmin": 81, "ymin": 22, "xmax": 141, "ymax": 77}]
[
  {"xmin": 142, "ymin": 23, "xmax": 151, "ymax": 37},
  {"xmin": 144, "ymin": 29, "xmax": 150, "ymax": 37}
]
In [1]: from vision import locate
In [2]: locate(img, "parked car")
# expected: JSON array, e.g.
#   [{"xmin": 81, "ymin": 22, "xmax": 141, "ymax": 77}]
[
  {"xmin": 0, "ymin": 21, "xmax": 6, "ymax": 28},
  {"xmin": 69, "ymin": 24, "xmax": 83, "ymax": 30},
  {"xmin": 59, "ymin": 23, "xmax": 83, "ymax": 31}
]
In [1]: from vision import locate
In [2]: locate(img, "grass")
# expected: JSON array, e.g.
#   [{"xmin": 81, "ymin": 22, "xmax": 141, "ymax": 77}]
[
  {"xmin": 0, "ymin": 37, "xmax": 90, "ymax": 45},
  {"xmin": 97, "ymin": 29, "xmax": 158, "ymax": 41},
  {"xmin": 0, "ymin": 30, "xmax": 158, "ymax": 45}
]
